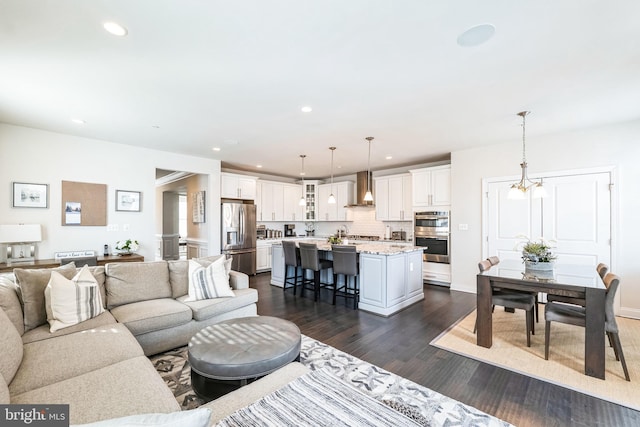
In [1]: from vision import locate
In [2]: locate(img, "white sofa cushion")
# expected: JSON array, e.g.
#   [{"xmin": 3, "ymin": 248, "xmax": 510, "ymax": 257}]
[
  {"xmin": 45, "ymin": 265, "xmax": 105, "ymax": 332},
  {"xmin": 21, "ymin": 311, "xmax": 117, "ymax": 344},
  {"xmin": 71, "ymin": 408, "xmax": 211, "ymax": 427},
  {"xmin": 186, "ymin": 258, "xmax": 234, "ymax": 301},
  {"xmin": 105, "ymin": 261, "xmax": 172, "ymax": 309},
  {"xmin": 14, "ymin": 262, "xmax": 78, "ymax": 332},
  {"xmin": 0, "ymin": 276, "xmax": 24, "ymax": 335},
  {"xmin": 0, "ymin": 308, "xmax": 23, "ymax": 386},
  {"xmin": 179, "ymin": 288, "xmax": 258, "ymax": 321},
  {"xmin": 109, "ymin": 298, "xmax": 193, "ymax": 336}
]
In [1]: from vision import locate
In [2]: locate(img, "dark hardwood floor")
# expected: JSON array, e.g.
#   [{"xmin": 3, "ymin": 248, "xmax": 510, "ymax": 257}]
[{"xmin": 251, "ymin": 272, "xmax": 639, "ymax": 427}]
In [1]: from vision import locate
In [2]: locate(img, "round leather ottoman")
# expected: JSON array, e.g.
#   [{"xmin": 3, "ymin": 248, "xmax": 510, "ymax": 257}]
[{"xmin": 188, "ymin": 316, "xmax": 301, "ymax": 401}]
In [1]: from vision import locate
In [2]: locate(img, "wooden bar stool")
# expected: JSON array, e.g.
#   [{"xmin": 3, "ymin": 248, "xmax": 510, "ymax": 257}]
[
  {"xmin": 331, "ymin": 244, "xmax": 359, "ymax": 309},
  {"xmin": 298, "ymin": 242, "xmax": 333, "ymax": 302}
]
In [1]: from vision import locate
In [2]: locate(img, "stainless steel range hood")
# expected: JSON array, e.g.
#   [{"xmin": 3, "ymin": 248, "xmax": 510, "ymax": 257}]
[{"xmin": 346, "ymin": 171, "xmax": 375, "ymax": 207}]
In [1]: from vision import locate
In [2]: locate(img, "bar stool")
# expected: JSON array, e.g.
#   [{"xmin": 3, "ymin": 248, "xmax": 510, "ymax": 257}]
[
  {"xmin": 282, "ymin": 240, "xmax": 302, "ymax": 295},
  {"xmin": 298, "ymin": 242, "xmax": 333, "ymax": 302},
  {"xmin": 331, "ymin": 244, "xmax": 359, "ymax": 309}
]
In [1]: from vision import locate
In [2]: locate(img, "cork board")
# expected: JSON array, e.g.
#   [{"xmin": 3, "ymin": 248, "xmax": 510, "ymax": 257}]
[{"xmin": 61, "ymin": 180, "xmax": 107, "ymax": 226}]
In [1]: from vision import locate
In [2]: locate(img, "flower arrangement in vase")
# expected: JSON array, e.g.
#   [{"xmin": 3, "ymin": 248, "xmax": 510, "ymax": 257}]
[
  {"xmin": 515, "ymin": 236, "xmax": 557, "ymax": 271},
  {"xmin": 115, "ymin": 239, "xmax": 139, "ymax": 255}
]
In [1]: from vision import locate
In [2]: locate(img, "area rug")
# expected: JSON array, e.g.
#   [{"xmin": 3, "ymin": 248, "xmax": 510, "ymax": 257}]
[
  {"xmin": 431, "ymin": 309, "xmax": 640, "ymax": 411},
  {"xmin": 150, "ymin": 335, "xmax": 512, "ymax": 426}
]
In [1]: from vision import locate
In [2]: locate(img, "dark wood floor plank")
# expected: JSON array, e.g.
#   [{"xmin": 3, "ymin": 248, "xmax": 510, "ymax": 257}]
[{"xmin": 251, "ymin": 273, "xmax": 640, "ymax": 426}]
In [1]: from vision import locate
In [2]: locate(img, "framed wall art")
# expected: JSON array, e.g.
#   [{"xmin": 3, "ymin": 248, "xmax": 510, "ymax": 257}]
[
  {"xmin": 61, "ymin": 180, "xmax": 107, "ymax": 226},
  {"xmin": 116, "ymin": 190, "xmax": 141, "ymax": 212},
  {"xmin": 192, "ymin": 190, "xmax": 205, "ymax": 223},
  {"xmin": 12, "ymin": 182, "xmax": 49, "ymax": 208}
]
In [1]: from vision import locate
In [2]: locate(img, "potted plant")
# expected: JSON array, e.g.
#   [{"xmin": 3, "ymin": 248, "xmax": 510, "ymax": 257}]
[
  {"xmin": 115, "ymin": 239, "xmax": 139, "ymax": 255},
  {"xmin": 516, "ymin": 236, "xmax": 557, "ymax": 271}
]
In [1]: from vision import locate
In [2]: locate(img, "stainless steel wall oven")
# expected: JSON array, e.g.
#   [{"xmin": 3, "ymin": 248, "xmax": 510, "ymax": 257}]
[{"xmin": 414, "ymin": 211, "xmax": 450, "ymax": 263}]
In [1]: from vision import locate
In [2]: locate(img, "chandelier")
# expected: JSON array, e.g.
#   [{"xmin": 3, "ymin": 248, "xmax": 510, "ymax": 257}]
[
  {"xmin": 508, "ymin": 111, "xmax": 547, "ymax": 200},
  {"xmin": 299, "ymin": 155, "xmax": 306, "ymax": 206}
]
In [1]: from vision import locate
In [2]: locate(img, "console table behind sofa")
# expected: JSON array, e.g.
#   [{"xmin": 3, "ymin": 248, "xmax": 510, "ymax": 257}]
[{"xmin": 0, "ymin": 254, "xmax": 144, "ymax": 273}]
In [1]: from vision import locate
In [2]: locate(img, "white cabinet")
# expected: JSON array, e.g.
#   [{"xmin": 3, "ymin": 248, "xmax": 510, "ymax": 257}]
[
  {"xmin": 257, "ymin": 240, "xmax": 272, "ymax": 272},
  {"xmin": 358, "ymin": 250, "xmax": 424, "ymax": 316},
  {"xmin": 270, "ymin": 244, "xmax": 285, "ymax": 287},
  {"xmin": 283, "ymin": 184, "xmax": 304, "ymax": 222},
  {"xmin": 410, "ymin": 166, "xmax": 450, "ymax": 208},
  {"xmin": 257, "ymin": 181, "xmax": 302, "ymax": 221},
  {"xmin": 317, "ymin": 181, "xmax": 354, "ymax": 221},
  {"xmin": 422, "ymin": 261, "xmax": 451, "ymax": 284},
  {"xmin": 221, "ymin": 173, "xmax": 257, "ymax": 200},
  {"xmin": 374, "ymin": 174, "xmax": 412, "ymax": 221}
]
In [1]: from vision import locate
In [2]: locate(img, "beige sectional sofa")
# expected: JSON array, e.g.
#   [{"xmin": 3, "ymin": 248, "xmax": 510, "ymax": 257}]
[{"xmin": 0, "ymin": 257, "xmax": 259, "ymax": 425}]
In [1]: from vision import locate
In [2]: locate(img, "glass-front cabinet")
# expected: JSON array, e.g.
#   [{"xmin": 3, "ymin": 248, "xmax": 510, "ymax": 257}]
[{"xmin": 303, "ymin": 180, "xmax": 321, "ymax": 221}]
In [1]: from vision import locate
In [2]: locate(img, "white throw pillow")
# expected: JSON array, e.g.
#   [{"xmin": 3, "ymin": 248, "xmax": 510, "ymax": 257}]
[
  {"xmin": 45, "ymin": 265, "xmax": 105, "ymax": 332},
  {"xmin": 71, "ymin": 408, "xmax": 211, "ymax": 427},
  {"xmin": 186, "ymin": 257, "xmax": 235, "ymax": 301}
]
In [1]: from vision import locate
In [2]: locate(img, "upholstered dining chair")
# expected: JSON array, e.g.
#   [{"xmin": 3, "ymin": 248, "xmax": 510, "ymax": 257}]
[
  {"xmin": 544, "ymin": 272, "xmax": 630, "ymax": 381},
  {"xmin": 546, "ymin": 263, "xmax": 608, "ymax": 307},
  {"xmin": 476, "ymin": 259, "xmax": 537, "ymax": 347},
  {"xmin": 486, "ymin": 255, "xmax": 539, "ymax": 323},
  {"xmin": 331, "ymin": 244, "xmax": 359, "ymax": 309},
  {"xmin": 282, "ymin": 240, "xmax": 302, "ymax": 295},
  {"xmin": 298, "ymin": 242, "xmax": 333, "ymax": 302}
]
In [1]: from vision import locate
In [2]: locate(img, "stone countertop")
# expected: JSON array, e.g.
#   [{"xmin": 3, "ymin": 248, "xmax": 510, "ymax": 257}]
[{"xmin": 271, "ymin": 238, "xmax": 423, "ymax": 255}]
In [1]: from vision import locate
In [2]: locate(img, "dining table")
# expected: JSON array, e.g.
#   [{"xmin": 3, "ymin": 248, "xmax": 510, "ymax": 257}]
[{"xmin": 476, "ymin": 259, "xmax": 607, "ymax": 379}]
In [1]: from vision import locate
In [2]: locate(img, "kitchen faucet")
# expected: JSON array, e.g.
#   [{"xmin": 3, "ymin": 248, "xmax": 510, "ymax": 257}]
[{"xmin": 338, "ymin": 224, "xmax": 349, "ymax": 238}]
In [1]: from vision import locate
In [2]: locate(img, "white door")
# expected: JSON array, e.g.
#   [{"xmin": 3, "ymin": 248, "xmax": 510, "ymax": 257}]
[{"xmin": 486, "ymin": 171, "xmax": 611, "ymax": 267}]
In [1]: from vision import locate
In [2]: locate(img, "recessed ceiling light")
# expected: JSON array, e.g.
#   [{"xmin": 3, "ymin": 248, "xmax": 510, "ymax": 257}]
[
  {"xmin": 256, "ymin": 165, "xmax": 263, "ymax": 168},
  {"xmin": 103, "ymin": 22, "xmax": 128, "ymax": 37},
  {"xmin": 301, "ymin": 106, "xmax": 313, "ymax": 113},
  {"xmin": 152, "ymin": 125, "xmax": 160, "ymax": 129},
  {"xmin": 71, "ymin": 118, "xmax": 85, "ymax": 124},
  {"xmin": 457, "ymin": 24, "xmax": 495, "ymax": 47},
  {"xmin": 212, "ymin": 147, "xmax": 221, "ymax": 151},
  {"xmin": 385, "ymin": 156, "xmax": 393, "ymax": 160}
]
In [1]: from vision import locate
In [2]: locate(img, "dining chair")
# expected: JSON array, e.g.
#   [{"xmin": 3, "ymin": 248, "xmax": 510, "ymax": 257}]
[
  {"xmin": 544, "ymin": 272, "xmax": 629, "ymax": 381},
  {"xmin": 298, "ymin": 242, "xmax": 334, "ymax": 302},
  {"xmin": 282, "ymin": 240, "xmax": 302, "ymax": 295},
  {"xmin": 546, "ymin": 263, "xmax": 608, "ymax": 307},
  {"xmin": 476, "ymin": 259, "xmax": 537, "ymax": 347},
  {"xmin": 331, "ymin": 244, "xmax": 359, "ymax": 309},
  {"xmin": 487, "ymin": 255, "xmax": 539, "ymax": 323}
]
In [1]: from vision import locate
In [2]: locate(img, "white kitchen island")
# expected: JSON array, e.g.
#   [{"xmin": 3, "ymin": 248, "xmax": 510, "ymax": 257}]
[{"xmin": 270, "ymin": 239, "xmax": 424, "ymax": 317}]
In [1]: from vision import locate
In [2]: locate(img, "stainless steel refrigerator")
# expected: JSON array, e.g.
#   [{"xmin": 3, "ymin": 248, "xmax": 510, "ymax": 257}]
[{"xmin": 221, "ymin": 201, "xmax": 256, "ymax": 275}]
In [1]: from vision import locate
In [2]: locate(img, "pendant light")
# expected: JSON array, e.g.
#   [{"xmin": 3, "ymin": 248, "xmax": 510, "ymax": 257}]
[
  {"xmin": 364, "ymin": 137, "xmax": 374, "ymax": 202},
  {"xmin": 299, "ymin": 155, "xmax": 306, "ymax": 206},
  {"xmin": 327, "ymin": 147, "xmax": 337, "ymax": 204},
  {"xmin": 508, "ymin": 111, "xmax": 547, "ymax": 200}
]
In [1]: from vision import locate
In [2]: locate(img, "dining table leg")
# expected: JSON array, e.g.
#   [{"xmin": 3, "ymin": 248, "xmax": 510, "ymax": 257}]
[
  {"xmin": 477, "ymin": 275, "xmax": 493, "ymax": 348},
  {"xmin": 584, "ymin": 287, "xmax": 606, "ymax": 379}
]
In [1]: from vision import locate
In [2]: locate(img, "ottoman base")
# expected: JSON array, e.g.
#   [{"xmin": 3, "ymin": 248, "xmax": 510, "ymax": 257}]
[{"xmin": 192, "ymin": 354, "xmax": 301, "ymax": 401}]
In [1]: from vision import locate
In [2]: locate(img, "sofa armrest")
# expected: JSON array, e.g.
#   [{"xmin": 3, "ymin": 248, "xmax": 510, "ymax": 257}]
[{"xmin": 229, "ymin": 270, "xmax": 249, "ymax": 290}]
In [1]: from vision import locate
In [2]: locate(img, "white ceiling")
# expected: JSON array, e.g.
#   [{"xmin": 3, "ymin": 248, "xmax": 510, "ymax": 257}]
[{"xmin": 1, "ymin": 1, "xmax": 639, "ymax": 179}]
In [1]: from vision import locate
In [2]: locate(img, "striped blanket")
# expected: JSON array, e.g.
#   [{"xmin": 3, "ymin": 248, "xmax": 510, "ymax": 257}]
[{"xmin": 216, "ymin": 369, "xmax": 423, "ymax": 426}]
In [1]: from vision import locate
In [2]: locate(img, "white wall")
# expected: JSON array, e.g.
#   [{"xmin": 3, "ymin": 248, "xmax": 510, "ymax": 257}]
[
  {"xmin": 450, "ymin": 119, "xmax": 640, "ymax": 318},
  {"xmin": 0, "ymin": 124, "xmax": 221, "ymax": 262}
]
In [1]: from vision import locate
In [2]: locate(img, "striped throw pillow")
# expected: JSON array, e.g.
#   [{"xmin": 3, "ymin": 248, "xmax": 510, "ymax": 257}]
[
  {"xmin": 186, "ymin": 257, "xmax": 235, "ymax": 301},
  {"xmin": 45, "ymin": 265, "xmax": 105, "ymax": 332}
]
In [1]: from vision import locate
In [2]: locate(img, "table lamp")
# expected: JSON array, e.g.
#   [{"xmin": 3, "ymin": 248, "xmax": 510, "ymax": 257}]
[{"xmin": 0, "ymin": 224, "xmax": 42, "ymax": 264}]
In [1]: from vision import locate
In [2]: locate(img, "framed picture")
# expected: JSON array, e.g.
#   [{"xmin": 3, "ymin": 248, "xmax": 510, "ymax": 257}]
[
  {"xmin": 12, "ymin": 182, "xmax": 49, "ymax": 208},
  {"xmin": 192, "ymin": 191, "xmax": 205, "ymax": 223},
  {"xmin": 115, "ymin": 190, "xmax": 141, "ymax": 212}
]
